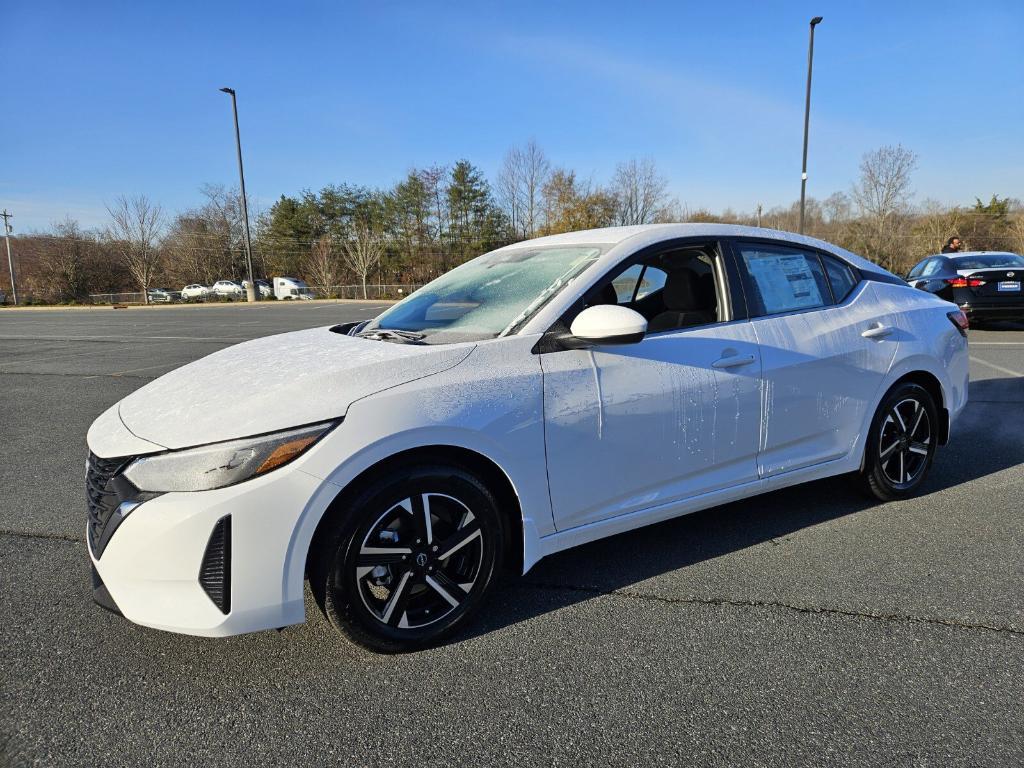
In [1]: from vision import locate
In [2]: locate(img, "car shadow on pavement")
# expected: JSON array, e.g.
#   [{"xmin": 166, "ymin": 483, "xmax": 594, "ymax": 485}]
[{"xmin": 460, "ymin": 374, "xmax": 1024, "ymax": 644}]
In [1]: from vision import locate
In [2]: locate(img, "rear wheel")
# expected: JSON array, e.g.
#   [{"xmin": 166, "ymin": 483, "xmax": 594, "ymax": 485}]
[
  {"xmin": 861, "ymin": 382, "xmax": 938, "ymax": 501},
  {"xmin": 311, "ymin": 464, "xmax": 505, "ymax": 653}
]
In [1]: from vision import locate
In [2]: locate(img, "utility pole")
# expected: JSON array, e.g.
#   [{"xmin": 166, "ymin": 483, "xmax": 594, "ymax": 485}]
[
  {"xmin": 1, "ymin": 209, "xmax": 16, "ymax": 305},
  {"xmin": 799, "ymin": 16, "xmax": 823, "ymax": 235},
  {"xmin": 756, "ymin": 204, "xmax": 763, "ymax": 228},
  {"xmin": 219, "ymin": 87, "xmax": 257, "ymax": 303}
]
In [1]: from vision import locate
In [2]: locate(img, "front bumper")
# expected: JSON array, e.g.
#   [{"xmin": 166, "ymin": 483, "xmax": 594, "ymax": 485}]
[{"xmin": 88, "ymin": 465, "xmax": 324, "ymax": 637}]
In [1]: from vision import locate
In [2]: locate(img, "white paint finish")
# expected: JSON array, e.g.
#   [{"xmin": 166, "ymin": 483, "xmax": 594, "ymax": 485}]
[
  {"xmin": 114, "ymin": 327, "xmax": 475, "ymax": 449},
  {"xmin": 86, "ymin": 403, "xmax": 166, "ymax": 458},
  {"xmin": 749, "ymin": 282, "xmax": 899, "ymax": 477},
  {"xmin": 541, "ymin": 322, "xmax": 762, "ymax": 530},
  {"xmin": 86, "ymin": 225, "xmax": 969, "ymax": 639},
  {"xmin": 569, "ymin": 304, "xmax": 647, "ymax": 341},
  {"xmin": 91, "ymin": 466, "xmax": 323, "ymax": 636}
]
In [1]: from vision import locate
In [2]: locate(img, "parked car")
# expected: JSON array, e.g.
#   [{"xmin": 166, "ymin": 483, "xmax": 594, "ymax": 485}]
[
  {"xmin": 85, "ymin": 224, "xmax": 969, "ymax": 652},
  {"xmin": 181, "ymin": 284, "xmax": 211, "ymax": 302},
  {"xmin": 905, "ymin": 251, "xmax": 1024, "ymax": 326},
  {"xmin": 273, "ymin": 276, "xmax": 314, "ymax": 300},
  {"xmin": 242, "ymin": 279, "xmax": 273, "ymax": 299},
  {"xmin": 146, "ymin": 288, "xmax": 175, "ymax": 303},
  {"xmin": 212, "ymin": 280, "xmax": 244, "ymax": 299}
]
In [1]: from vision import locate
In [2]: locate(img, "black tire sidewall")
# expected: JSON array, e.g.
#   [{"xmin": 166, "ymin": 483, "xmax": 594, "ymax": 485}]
[{"xmin": 321, "ymin": 465, "xmax": 504, "ymax": 652}]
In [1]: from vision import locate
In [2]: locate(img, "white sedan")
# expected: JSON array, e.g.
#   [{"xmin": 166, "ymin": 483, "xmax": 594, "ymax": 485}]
[
  {"xmin": 85, "ymin": 224, "xmax": 969, "ymax": 651},
  {"xmin": 181, "ymin": 284, "xmax": 210, "ymax": 301},
  {"xmin": 211, "ymin": 279, "xmax": 244, "ymax": 299}
]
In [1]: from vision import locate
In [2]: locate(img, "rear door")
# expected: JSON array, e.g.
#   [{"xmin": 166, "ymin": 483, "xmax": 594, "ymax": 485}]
[{"xmin": 729, "ymin": 239, "xmax": 898, "ymax": 477}]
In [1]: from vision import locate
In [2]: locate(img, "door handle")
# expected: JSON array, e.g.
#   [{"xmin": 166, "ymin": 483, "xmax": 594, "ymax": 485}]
[
  {"xmin": 862, "ymin": 323, "xmax": 894, "ymax": 339},
  {"xmin": 712, "ymin": 353, "xmax": 756, "ymax": 369}
]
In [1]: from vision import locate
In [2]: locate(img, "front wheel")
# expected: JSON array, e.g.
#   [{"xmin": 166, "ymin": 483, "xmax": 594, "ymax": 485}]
[
  {"xmin": 861, "ymin": 382, "xmax": 938, "ymax": 501},
  {"xmin": 311, "ymin": 465, "xmax": 505, "ymax": 653}
]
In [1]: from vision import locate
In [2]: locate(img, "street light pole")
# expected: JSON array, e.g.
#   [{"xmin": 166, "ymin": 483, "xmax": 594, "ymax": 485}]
[
  {"xmin": 799, "ymin": 16, "xmax": 823, "ymax": 236},
  {"xmin": 1, "ymin": 209, "xmax": 16, "ymax": 305},
  {"xmin": 219, "ymin": 87, "xmax": 257, "ymax": 302}
]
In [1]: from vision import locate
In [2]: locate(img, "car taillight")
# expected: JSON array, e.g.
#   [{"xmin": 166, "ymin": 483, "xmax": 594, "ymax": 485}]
[
  {"xmin": 947, "ymin": 310, "xmax": 969, "ymax": 337},
  {"xmin": 944, "ymin": 277, "xmax": 984, "ymax": 288}
]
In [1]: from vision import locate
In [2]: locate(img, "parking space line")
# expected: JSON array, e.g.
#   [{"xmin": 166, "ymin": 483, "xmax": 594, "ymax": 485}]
[{"xmin": 970, "ymin": 355, "xmax": 1023, "ymax": 378}]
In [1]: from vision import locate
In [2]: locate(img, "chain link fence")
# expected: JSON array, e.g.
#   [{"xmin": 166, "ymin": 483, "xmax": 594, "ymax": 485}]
[
  {"xmin": 306, "ymin": 284, "xmax": 422, "ymax": 300},
  {"xmin": 87, "ymin": 284, "xmax": 421, "ymax": 305}
]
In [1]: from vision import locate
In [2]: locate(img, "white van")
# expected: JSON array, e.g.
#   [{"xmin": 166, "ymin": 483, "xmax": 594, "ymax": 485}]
[{"xmin": 273, "ymin": 277, "xmax": 314, "ymax": 300}]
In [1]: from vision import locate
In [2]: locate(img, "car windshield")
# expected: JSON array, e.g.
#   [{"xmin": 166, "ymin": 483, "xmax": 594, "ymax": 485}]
[
  {"xmin": 366, "ymin": 245, "xmax": 605, "ymax": 343},
  {"xmin": 954, "ymin": 253, "xmax": 1024, "ymax": 269}
]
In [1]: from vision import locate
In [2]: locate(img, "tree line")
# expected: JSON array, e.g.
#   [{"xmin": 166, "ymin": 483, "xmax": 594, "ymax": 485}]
[{"xmin": 4, "ymin": 141, "xmax": 1024, "ymax": 304}]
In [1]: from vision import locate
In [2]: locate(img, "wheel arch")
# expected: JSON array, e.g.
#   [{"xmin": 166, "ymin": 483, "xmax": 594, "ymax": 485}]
[{"xmin": 302, "ymin": 444, "xmax": 527, "ymax": 586}]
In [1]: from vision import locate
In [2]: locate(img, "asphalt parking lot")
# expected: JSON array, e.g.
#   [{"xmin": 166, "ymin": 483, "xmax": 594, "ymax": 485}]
[{"xmin": 1, "ymin": 303, "xmax": 1023, "ymax": 767}]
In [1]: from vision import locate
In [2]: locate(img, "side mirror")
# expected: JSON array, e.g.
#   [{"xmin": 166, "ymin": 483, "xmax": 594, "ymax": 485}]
[{"xmin": 569, "ymin": 305, "xmax": 647, "ymax": 345}]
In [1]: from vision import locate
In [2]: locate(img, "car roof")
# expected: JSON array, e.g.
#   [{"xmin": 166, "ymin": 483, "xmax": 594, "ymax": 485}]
[{"xmin": 492, "ymin": 223, "xmax": 894, "ymax": 278}]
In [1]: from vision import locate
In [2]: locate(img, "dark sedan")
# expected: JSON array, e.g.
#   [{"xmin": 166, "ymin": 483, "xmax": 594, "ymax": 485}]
[{"xmin": 905, "ymin": 251, "xmax": 1024, "ymax": 326}]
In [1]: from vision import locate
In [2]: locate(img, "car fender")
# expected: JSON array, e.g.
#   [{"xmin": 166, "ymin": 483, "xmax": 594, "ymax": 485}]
[{"xmin": 282, "ymin": 336, "xmax": 550, "ymax": 609}]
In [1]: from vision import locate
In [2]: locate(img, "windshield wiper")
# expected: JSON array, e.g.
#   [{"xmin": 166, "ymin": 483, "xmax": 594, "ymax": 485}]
[{"xmin": 355, "ymin": 328, "xmax": 426, "ymax": 344}]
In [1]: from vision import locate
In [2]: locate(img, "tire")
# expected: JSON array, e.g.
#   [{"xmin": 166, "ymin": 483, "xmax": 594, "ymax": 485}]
[
  {"xmin": 311, "ymin": 464, "xmax": 505, "ymax": 653},
  {"xmin": 861, "ymin": 382, "xmax": 938, "ymax": 501}
]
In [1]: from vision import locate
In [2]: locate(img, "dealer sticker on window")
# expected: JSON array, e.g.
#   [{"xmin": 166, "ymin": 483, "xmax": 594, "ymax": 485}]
[{"xmin": 998, "ymin": 281, "xmax": 1021, "ymax": 292}]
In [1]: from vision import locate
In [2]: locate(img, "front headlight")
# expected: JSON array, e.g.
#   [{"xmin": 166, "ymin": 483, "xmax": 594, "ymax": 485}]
[{"xmin": 123, "ymin": 421, "xmax": 335, "ymax": 493}]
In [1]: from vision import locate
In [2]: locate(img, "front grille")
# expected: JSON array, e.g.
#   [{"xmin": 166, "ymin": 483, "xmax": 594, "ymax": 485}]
[
  {"xmin": 86, "ymin": 452, "xmax": 134, "ymax": 558},
  {"xmin": 199, "ymin": 516, "xmax": 232, "ymax": 614}
]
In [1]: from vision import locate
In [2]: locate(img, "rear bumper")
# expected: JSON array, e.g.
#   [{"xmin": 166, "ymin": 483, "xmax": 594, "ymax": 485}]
[{"xmin": 961, "ymin": 304, "xmax": 1024, "ymax": 322}]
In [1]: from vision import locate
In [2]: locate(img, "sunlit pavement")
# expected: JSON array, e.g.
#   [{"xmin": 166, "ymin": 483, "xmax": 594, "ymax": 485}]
[{"xmin": 2, "ymin": 305, "xmax": 1022, "ymax": 767}]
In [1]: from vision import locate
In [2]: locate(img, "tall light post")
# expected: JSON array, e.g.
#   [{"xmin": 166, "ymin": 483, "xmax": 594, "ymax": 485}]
[
  {"xmin": 799, "ymin": 16, "xmax": 823, "ymax": 235},
  {"xmin": 219, "ymin": 87, "xmax": 257, "ymax": 302}
]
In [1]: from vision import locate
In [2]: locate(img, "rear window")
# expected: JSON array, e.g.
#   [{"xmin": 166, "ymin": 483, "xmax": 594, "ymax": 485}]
[{"xmin": 954, "ymin": 253, "xmax": 1024, "ymax": 270}]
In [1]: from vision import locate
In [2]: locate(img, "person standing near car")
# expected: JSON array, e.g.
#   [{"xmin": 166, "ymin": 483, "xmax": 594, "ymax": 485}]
[{"xmin": 941, "ymin": 236, "xmax": 963, "ymax": 253}]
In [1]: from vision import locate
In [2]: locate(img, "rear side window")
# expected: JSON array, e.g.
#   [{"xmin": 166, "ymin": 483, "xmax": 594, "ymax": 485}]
[
  {"xmin": 907, "ymin": 260, "xmax": 927, "ymax": 279},
  {"xmin": 635, "ymin": 265, "xmax": 667, "ymax": 300},
  {"xmin": 736, "ymin": 244, "xmax": 830, "ymax": 316},
  {"xmin": 821, "ymin": 254, "xmax": 858, "ymax": 302},
  {"xmin": 921, "ymin": 259, "xmax": 943, "ymax": 276},
  {"xmin": 611, "ymin": 264, "xmax": 644, "ymax": 302}
]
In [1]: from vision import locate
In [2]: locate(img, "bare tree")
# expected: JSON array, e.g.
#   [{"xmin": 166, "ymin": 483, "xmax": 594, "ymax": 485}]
[
  {"xmin": 497, "ymin": 139, "xmax": 551, "ymax": 239},
  {"xmin": 43, "ymin": 218, "xmax": 89, "ymax": 301},
  {"xmin": 303, "ymin": 235, "xmax": 340, "ymax": 297},
  {"xmin": 105, "ymin": 195, "xmax": 164, "ymax": 302},
  {"xmin": 850, "ymin": 145, "xmax": 917, "ymax": 271},
  {"xmin": 342, "ymin": 224, "xmax": 385, "ymax": 299},
  {"xmin": 611, "ymin": 158, "xmax": 670, "ymax": 225}
]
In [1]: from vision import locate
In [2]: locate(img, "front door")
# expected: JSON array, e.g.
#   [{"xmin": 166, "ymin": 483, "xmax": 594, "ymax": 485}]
[{"xmin": 540, "ymin": 242, "xmax": 763, "ymax": 531}]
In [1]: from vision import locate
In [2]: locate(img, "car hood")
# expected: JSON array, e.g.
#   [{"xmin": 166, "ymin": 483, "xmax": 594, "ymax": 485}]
[{"xmin": 116, "ymin": 327, "xmax": 475, "ymax": 450}]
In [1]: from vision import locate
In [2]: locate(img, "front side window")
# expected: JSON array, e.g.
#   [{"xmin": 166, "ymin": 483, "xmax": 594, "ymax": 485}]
[
  {"xmin": 737, "ymin": 244, "xmax": 830, "ymax": 316},
  {"xmin": 368, "ymin": 245, "xmax": 605, "ymax": 343}
]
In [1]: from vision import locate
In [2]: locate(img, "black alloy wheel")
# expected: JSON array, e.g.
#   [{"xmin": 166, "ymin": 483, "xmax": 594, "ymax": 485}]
[
  {"xmin": 862, "ymin": 382, "xmax": 938, "ymax": 501},
  {"xmin": 312, "ymin": 465, "xmax": 504, "ymax": 653}
]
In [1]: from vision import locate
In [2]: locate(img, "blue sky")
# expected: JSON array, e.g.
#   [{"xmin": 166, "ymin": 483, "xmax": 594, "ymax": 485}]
[{"xmin": 3, "ymin": 0, "xmax": 1023, "ymax": 231}]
